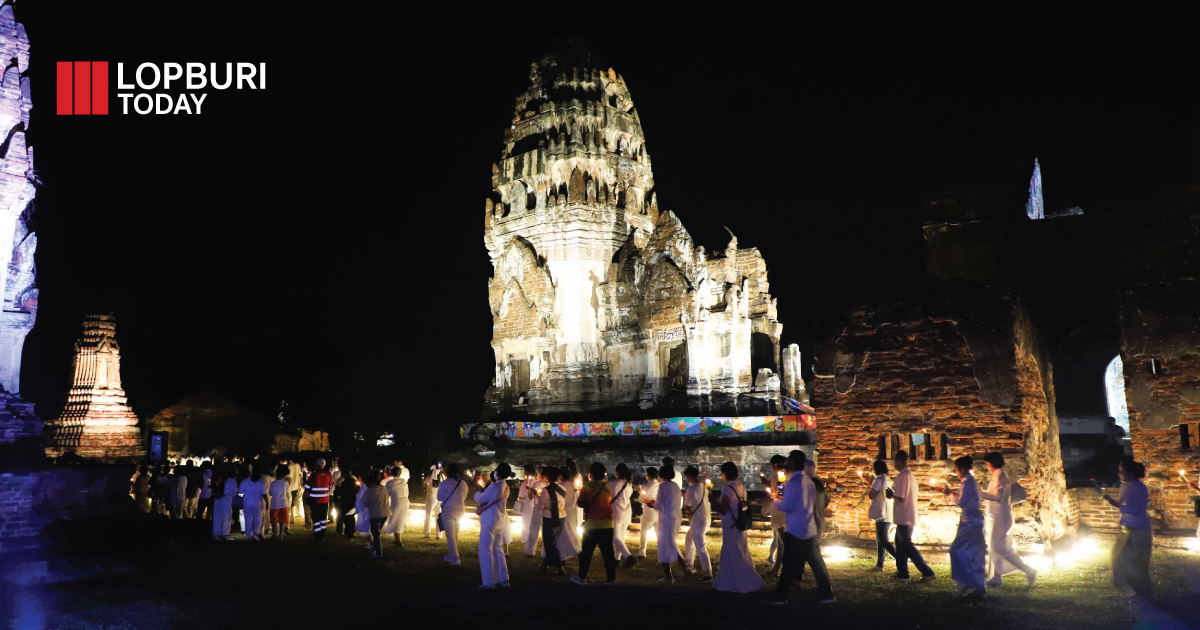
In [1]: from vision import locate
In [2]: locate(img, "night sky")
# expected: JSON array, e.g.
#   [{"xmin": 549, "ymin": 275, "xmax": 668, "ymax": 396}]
[{"xmin": 15, "ymin": 3, "xmax": 1200, "ymax": 441}]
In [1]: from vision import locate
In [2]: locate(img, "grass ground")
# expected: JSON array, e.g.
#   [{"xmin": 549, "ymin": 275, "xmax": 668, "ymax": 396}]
[{"xmin": 12, "ymin": 513, "xmax": 1200, "ymax": 630}]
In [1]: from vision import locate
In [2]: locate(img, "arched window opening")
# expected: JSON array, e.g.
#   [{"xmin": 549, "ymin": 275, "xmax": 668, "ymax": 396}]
[{"xmin": 1104, "ymin": 356, "xmax": 1131, "ymax": 433}]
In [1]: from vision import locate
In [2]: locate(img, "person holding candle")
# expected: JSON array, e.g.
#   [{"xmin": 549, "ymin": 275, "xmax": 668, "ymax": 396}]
[
  {"xmin": 608, "ymin": 463, "xmax": 637, "ymax": 568},
  {"xmin": 944, "ymin": 455, "xmax": 987, "ymax": 598},
  {"xmin": 365, "ymin": 471, "xmax": 391, "ymax": 558},
  {"xmin": 651, "ymin": 464, "xmax": 684, "ymax": 581},
  {"xmin": 518, "ymin": 465, "xmax": 543, "ymax": 556},
  {"xmin": 763, "ymin": 451, "xmax": 834, "ymax": 605},
  {"xmin": 572, "ymin": 462, "xmax": 617, "ymax": 585},
  {"xmin": 1100, "ymin": 459, "xmax": 1154, "ymax": 600},
  {"xmin": 383, "ymin": 465, "xmax": 410, "ymax": 548},
  {"xmin": 888, "ymin": 450, "xmax": 936, "ymax": 581},
  {"xmin": 978, "ymin": 453, "xmax": 1036, "ymax": 587},
  {"xmin": 862, "ymin": 459, "xmax": 898, "ymax": 570},
  {"xmin": 423, "ymin": 463, "xmax": 446, "ymax": 539},
  {"xmin": 682, "ymin": 465, "xmax": 713, "ymax": 581},
  {"xmin": 714, "ymin": 461, "xmax": 765, "ymax": 593},
  {"xmin": 762, "ymin": 455, "xmax": 788, "ymax": 577},
  {"xmin": 436, "ymin": 462, "xmax": 467, "ymax": 566},
  {"xmin": 638, "ymin": 467, "xmax": 660, "ymax": 558},
  {"xmin": 476, "ymin": 463, "xmax": 513, "ymax": 588},
  {"xmin": 558, "ymin": 463, "xmax": 582, "ymax": 560},
  {"xmin": 537, "ymin": 465, "xmax": 567, "ymax": 575}
]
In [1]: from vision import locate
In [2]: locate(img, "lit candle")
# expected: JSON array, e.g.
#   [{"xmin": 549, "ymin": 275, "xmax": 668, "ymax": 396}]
[
  {"xmin": 1180, "ymin": 469, "xmax": 1188, "ymax": 478},
  {"xmin": 856, "ymin": 470, "xmax": 863, "ymax": 477},
  {"xmin": 574, "ymin": 476, "xmax": 582, "ymax": 490},
  {"xmin": 776, "ymin": 471, "xmax": 786, "ymax": 483},
  {"xmin": 477, "ymin": 477, "xmax": 485, "ymax": 488},
  {"xmin": 704, "ymin": 478, "xmax": 713, "ymax": 488}
]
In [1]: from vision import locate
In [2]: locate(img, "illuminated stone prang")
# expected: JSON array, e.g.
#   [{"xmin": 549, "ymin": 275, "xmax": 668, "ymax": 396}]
[{"xmin": 45, "ymin": 315, "xmax": 144, "ymax": 461}]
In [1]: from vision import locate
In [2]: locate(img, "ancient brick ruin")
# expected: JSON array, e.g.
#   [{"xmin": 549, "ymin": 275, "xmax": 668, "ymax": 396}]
[
  {"xmin": 44, "ymin": 315, "xmax": 143, "ymax": 461},
  {"xmin": 483, "ymin": 54, "xmax": 790, "ymax": 417},
  {"xmin": 813, "ymin": 297, "xmax": 1071, "ymax": 544},
  {"xmin": 0, "ymin": 3, "xmax": 41, "ymax": 448}
]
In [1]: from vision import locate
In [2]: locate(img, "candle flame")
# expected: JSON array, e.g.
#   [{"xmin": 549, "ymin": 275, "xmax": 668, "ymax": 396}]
[
  {"xmin": 776, "ymin": 471, "xmax": 786, "ymax": 482},
  {"xmin": 856, "ymin": 470, "xmax": 863, "ymax": 476},
  {"xmin": 1180, "ymin": 470, "xmax": 1188, "ymax": 477}
]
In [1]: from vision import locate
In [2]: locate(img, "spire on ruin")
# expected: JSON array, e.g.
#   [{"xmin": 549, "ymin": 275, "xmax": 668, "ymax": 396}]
[{"xmin": 1026, "ymin": 158, "xmax": 1044, "ymax": 220}]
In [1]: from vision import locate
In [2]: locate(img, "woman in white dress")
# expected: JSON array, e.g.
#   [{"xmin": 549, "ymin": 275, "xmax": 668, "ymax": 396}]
[
  {"xmin": 608, "ymin": 463, "xmax": 637, "ymax": 568},
  {"xmin": 211, "ymin": 467, "xmax": 236, "ymax": 540},
  {"xmin": 650, "ymin": 465, "xmax": 683, "ymax": 582},
  {"xmin": 713, "ymin": 462, "xmax": 765, "ymax": 593},
  {"xmin": 354, "ymin": 475, "xmax": 371, "ymax": 543},
  {"xmin": 475, "ymin": 463, "xmax": 512, "ymax": 588},
  {"xmin": 944, "ymin": 455, "xmax": 987, "ymax": 598},
  {"xmin": 682, "ymin": 466, "xmax": 713, "ymax": 581},
  {"xmin": 979, "ymin": 453, "xmax": 1036, "ymax": 587},
  {"xmin": 436, "ymin": 463, "xmax": 468, "ymax": 565},
  {"xmin": 557, "ymin": 465, "xmax": 582, "ymax": 560},
  {"xmin": 382, "ymin": 465, "xmax": 410, "ymax": 547}
]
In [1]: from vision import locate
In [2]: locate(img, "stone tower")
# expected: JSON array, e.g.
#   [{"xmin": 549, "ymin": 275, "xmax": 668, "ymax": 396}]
[
  {"xmin": 45, "ymin": 315, "xmax": 143, "ymax": 461},
  {"xmin": 0, "ymin": 3, "xmax": 37, "ymax": 397},
  {"xmin": 484, "ymin": 50, "xmax": 784, "ymax": 416}
]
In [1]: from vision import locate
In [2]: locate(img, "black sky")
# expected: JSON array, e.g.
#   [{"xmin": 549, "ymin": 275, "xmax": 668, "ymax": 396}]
[{"xmin": 15, "ymin": 3, "xmax": 1200, "ymax": 438}]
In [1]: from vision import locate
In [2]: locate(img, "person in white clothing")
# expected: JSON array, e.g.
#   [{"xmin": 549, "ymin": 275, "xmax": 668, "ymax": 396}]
[
  {"xmin": 423, "ymin": 464, "xmax": 446, "ymax": 539},
  {"xmin": 212, "ymin": 468, "xmax": 236, "ymax": 540},
  {"xmin": 637, "ymin": 467, "xmax": 660, "ymax": 558},
  {"xmin": 888, "ymin": 450, "xmax": 935, "ymax": 580},
  {"xmin": 557, "ymin": 464, "xmax": 582, "ymax": 559},
  {"xmin": 475, "ymin": 463, "xmax": 513, "ymax": 588},
  {"xmin": 518, "ymin": 465, "xmax": 544, "ymax": 557},
  {"xmin": 197, "ymin": 465, "xmax": 213, "ymax": 520},
  {"xmin": 608, "ymin": 463, "xmax": 637, "ymax": 568},
  {"xmin": 979, "ymin": 453, "xmax": 1036, "ymax": 587},
  {"xmin": 436, "ymin": 463, "xmax": 468, "ymax": 565},
  {"xmin": 649, "ymin": 465, "xmax": 683, "ymax": 582},
  {"xmin": 170, "ymin": 469, "xmax": 187, "ymax": 519},
  {"xmin": 713, "ymin": 462, "xmax": 765, "ymax": 593},
  {"xmin": 682, "ymin": 466, "xmax": 713, "ymax": 581},
  {"xmin": 763, "ymin": 454, "xmax": 788, "ymax": 576},
  {"xmin": 238, "ymin": 467, "xmax": 268, "ymax": 542},
  {"xmin": 383, "ymin": 464, "xmax": 411, "ymax": 547},
  {"xmin": 286, "ymin": 461, "xmax": 304, "ymax": 530},
  {"xmin": 861, "ymin": 459, "xmax": 898, "ymax": 570},
  {"xmin": 268, "ymin": 466, "xmax": 292, "ymax": 539}
]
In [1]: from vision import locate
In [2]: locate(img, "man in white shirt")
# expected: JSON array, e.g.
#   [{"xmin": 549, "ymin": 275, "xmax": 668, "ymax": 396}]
[
  {"xmin": 764, "ymin": 451, "xmax": 834, "ymax": 604},
  {"xmin": 286, "ymin": 460, "xmax": 304, "ymax": 531},
  {"xmin": 888, "ymin": 450, "xmax": 935, "ymax": 580}
]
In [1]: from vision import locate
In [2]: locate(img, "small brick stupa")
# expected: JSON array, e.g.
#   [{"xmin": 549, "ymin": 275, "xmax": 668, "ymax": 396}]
[{"xmin": 45, "ymin": 314, "xmax": 144, "ymax": 461}]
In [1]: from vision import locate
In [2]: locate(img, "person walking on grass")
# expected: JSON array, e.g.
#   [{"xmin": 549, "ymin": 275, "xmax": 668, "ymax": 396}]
[
  {"xmin": 637, "ymin": 467, "xmax": 660, "ymax": 559},
  {"xmin": 763, "ymin": 451, "xmax": 834, "ymax": 605},
  {"xmin": 365, "ymin": 471, "xmax": 391, "ymax": 557},
  {"xmin": 1099, "ymin": 458, "xmax": 1154, "ymax": 601},
  {"xmin": 304, "ymin": 458, "xmax": 332, "ymax": 542},
  {"xmin": 211, "ymin": 466, "xmax": 236, "ymax": 541},
  {"xmin": 682, "ymin": 466, "xmax": 713, "ymax": 582},
  {"xmin": 944, "ymin": 455, "xmax": 987, "ymax": 598},
  {"xmin": 238, "ymin": 465, "xmax": 268, "ymax": 541},
  {"xmin": 335, "ymin": 470, "xmax": 358, "ymax": 538},
  {"xmin": 714, "ymin": 462, "xmax": 765, "ymax": 593},
  {"xmin": 650, "ymin": 465, "xmax": 684, "ymax": 582},
  {"xmin": 861, "ymin": 459, "xmax": 898, "ymax": 571},
  {"xmin": 763, "ymin": 454, "xmax": 788, "ymax": 577},
  {"xmin": 423, "ymin": 463, "xmax": 446, "ymax": 539},
  {"xmin": 608, "ymin": 463, "xmax": 637, "ymax": 569},
  {"xmin": 572, "ymin": 462, "xmax": 618, "ymax": 586},
  {"xmin": 519, "ymin": 465, "xmax": 545, "ymax": 557},
  {"xmin": 979, "ymin": 452, "xmax": 1037, "ymax": 587},
  {"xmin": 436, "ymin": 462, "xmax": 467, "ymax": 566},
  {"xmin": 476, "ymin": 463, "xmax": 513, "ymax": 589},
  {"xmin": 383, "ymin": 465, "xmax": 410, "ymax": 548},
  {"xmin": 537, "ymin": 465, "xmax": 567, "ymax": 575},
  {"xmin": 268, "ymin": 465, "xmax": 292, "ymax": 539},
  {"xmin": 888, "ymin": 450, "xmax": 935, "ymax": 581}
]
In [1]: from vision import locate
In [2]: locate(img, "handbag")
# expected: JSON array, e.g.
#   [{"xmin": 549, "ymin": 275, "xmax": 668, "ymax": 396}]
[
  {"xmin": 436, "ymin": 480, "xmax": 461, "ymax": 532},
  {"xmin": 733, "ymin": 486, "xmax": 752, "ymax": 531}
]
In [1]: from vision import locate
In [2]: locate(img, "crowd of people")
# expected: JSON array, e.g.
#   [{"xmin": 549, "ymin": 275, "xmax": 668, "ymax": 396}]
[{"xmin": 131, "ymin": 448, "xmax": 1170, "ymax": 604}]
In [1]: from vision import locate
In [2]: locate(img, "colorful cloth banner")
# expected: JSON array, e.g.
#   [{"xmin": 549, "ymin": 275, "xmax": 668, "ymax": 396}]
[{"xmin": 461, "ymin": 415, "xmax": 815, "ymax": 439}]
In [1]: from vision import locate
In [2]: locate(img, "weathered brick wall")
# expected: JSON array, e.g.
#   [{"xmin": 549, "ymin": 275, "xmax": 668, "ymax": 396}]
[
  {"xmin": 1121, "ymin": 316, "xmax": 1200, "ymax": 531},
  {"xmin": 813, "ymin": 304, "xmax": 1072, "ymax": 545},
  {"xmin": 1067, "ymin": 486, "xmax": 1123, "ymax": 531},
  {"xmin": 0, "ymin": 467, "xmax": 132, "ymax": 552}
]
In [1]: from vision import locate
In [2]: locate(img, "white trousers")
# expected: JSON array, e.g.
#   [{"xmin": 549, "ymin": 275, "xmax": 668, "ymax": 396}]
[
  {"xmin": 525, "ymin": 510, "xmax": 543, "ymax": 555},
  {"xmin": 384, "ymin": 499, "xmax": 409, "ymax": 536},
  {"xmin": 212, "ymin": 497, "xmax": 232, "ymax": 536},
  {"xmin": 424, "ymin": 494, "xmax": 442, "ymax": 538},
  {"xmin": 639, "ymin": 509, "xmax": 659, "ymax": 556},
  {"xmin": 684, "ymin": 518, "xmax": 712, "ymax": 573},
  {"xmin": 612, "ymin": 508, "xmax": 633, "ymax": 559},
  {"xmin": 443, "ymin": 512, "xmax": 461, "ymax": 564},
  {"xmin": 244, "ymin": 505, "xmax": 262, "ymax": 538},
  {"xmin": 479, "ymin": 522, "xmax": 510, "ymax": 586},
  {"xmin": 986, "ymin": 514, "xmax": 1032, "ymax": 579},
  {"xmin": 657, "ymin": 516, "xmax": 679, "ymax": 563}
]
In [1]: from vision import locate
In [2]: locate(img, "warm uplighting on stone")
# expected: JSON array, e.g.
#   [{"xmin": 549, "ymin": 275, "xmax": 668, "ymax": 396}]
[{"xmin": 44, "ymin": 315, "xmax": 144, "ymax": 461}]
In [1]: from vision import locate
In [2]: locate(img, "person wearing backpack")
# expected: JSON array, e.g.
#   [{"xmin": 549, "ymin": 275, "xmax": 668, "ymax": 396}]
[
  {"xmin": 713, "ymin": 462, "xmax": 764, "ymax": 593},
  {"xmin": 979, "ymin": 452, "xmax": 1036, "ymax": 587}
]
